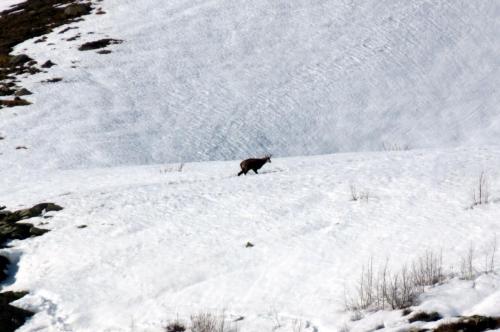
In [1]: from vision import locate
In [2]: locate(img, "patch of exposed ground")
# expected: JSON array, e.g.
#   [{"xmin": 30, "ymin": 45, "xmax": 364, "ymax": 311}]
[
  {"xmin": 0, "ymin": 202, "xmax": 63, "ymax": 332},
  {"xmin": 78, "ymin": 38, "xmax": 122, "ymax": 51},
  {"xmin": 433, "ymin": 316, "xmax": 500, "ymax": 332},
  {"xmin": 0, "ymin": 0, "xmax": 93, "ymax": 107},
  {"xmin": 0, "ymin": 291, "xmax": 33, "ymax": 332}
]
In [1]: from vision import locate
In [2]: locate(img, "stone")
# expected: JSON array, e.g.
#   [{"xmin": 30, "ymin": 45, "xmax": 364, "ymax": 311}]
[
  {"xmin": 8, "ymin": 54, "xmax": 32, "ymax": 67},
  {"xmin": 64, "ymin": 4, "xmax": 91, "ymax": 18},
  {"xmin": 0, "ymin": 291, "xmax": 33, "ymax": 332},
  {"xmin": 0, "ymin": 85, "xmax": 14, "ymax": 96},
  {"xmin": 41, "ymin": 60, "xmax": 56, "ymax": 68},
  {"xmin": 15, "ymin": 88, "xmax": 32, "ymax": 96}
]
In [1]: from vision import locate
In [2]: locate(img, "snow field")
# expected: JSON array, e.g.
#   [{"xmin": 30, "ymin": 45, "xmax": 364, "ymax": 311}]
[
  {"xmin": 1, "ymin": 147, "xmax": 500, "ymax": 331},
  {"xmin": 0, "ymin": 0, "xmax": 498, "ymax": 169}
]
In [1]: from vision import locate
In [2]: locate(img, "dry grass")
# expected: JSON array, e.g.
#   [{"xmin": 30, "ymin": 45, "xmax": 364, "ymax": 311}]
[{"xmin": 346, "ymin": 251, "xmax": 445, "ymax": 311}]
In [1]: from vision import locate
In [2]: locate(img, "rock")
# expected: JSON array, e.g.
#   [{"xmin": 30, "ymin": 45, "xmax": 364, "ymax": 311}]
[
  {"xmin": 0, "ymin": 222, "xmax": 32, "ymax": 240},
  {"xmin": 408, "ymin": 311, "xmax": 442, "ymax": 323},
  {"xmin": 0, "ymin": 98, "xmax": 31, "ymax": 107},
  {"xmin": 64, "ymin": 4, "xmax": 91, "ymax": 18},
  {"xmin": 0, "ymin": 203, "xmax": 62, "ymax": 247},
  {"xmin": 0, "ymin": 85, "xmax": 14, "ymax": 96},
  {"xmin": 41, "ymin": 77, "xmax": 62, "ymax": 83},
  {"xmin": 15, "ymin": 88, "xmax": 32, "ymax": 96},
  {"xmin": 435, "ymin": 315, "xmax": 500, "ymax": 332},
  {"xmin": 245, "ymin": 241, "xmax": 254, "ymax": 248},
  {"xmin": 1, "ymin": 203, "xmax": 63, "ymax": 223},
  {"xmin": 79, "ymin": 38, "xmax": 123, "ymax": 51},
  {"xmin": 8, "ymin": 54, "xmax": 32, "ymax": 67},
  {"xmin": 0, "ymin": 291, "xmax": 33, "ymax": 332},
  {"xmin": 41, "ymin": 60, "xmax": 56, "ymax": 68},
  {"xmin": 0, "ymin": 255, "xmax": 9, "ymax": 282},
  {"xmin": 29, "ymin": 227, "xmax": 49, "ymax": 236}
]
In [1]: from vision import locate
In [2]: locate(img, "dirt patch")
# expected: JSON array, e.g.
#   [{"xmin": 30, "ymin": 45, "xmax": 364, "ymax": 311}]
[
  {"xmin": 0, "ymin": 97, "xmax": 31, "ymax": 108},
  {"xmin": 78, "ymin": 38, "xmax": 122, "ymax": 51},
  {"xmin": 0, "ymin": 0, "xmax": 93, "ymax": 100},
  {"xmin": 434, "ymin": 315, "xmax": 500, "ymax": 332},
  {"xmin": 408, "ymin": 311, "xmax": 442, "ymax": 323},
  {"xmin": 41, "ymin": 77, "xmax": 62, "ymax": 83},
  {"xmin": 0, "ymin": 203, "xmax": 64, "ymax": 331}
]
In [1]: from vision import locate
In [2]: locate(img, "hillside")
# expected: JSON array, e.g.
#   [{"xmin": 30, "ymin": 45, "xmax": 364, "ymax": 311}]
[
  {"xmin": 1, "ymin": 147, "xmax": 500, "ymax": 331},
  {"xmin": 1, "ymin": 1, "xmax": 500, "ymax": 331},
  {"xmin": 0, "ymin": 0, "xmax": 498, "ymax": 170}
]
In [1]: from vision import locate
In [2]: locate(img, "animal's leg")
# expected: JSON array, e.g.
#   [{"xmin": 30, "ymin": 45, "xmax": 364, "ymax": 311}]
[
  {"xmin": 253, "ymin": 169, "xmax": 258, "ymax": 174},
  {"xmin": 238, "ymin": 170, "xmax": 243, "ymax": 176}
]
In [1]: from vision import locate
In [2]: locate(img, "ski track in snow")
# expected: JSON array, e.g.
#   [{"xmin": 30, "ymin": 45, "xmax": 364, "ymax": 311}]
[
  {"xmin": 0, "ymin": 0, "xmax": 498, "ymax": 169},
  {"xmin": 1, "ymin": 147, "xmax": 500, "ymax": 331}
]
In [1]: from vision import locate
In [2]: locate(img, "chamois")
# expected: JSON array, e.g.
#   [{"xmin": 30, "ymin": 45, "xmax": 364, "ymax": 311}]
[{"xmin": 238, "ymin": 155, "xmax": 271, "ymax": 176}]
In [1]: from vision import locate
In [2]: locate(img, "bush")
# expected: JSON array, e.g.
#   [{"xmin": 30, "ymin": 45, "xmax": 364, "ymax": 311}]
[
  {"xmin": 165, "ymin": 321, "xmax": 186, "ymax": 332},
  {"xmin": 346, "ymin": 251, "xmax": 444, "ymax": 311},
  {"xmin": 190, "ymin": 313, "xmax": 229, "ymax": 332},
  {"xmin": 471, "ymin": 172, "xmax": 490, "ymax": 208}
]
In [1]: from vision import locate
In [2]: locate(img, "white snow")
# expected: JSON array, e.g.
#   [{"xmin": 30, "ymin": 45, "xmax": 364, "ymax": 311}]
[
  {"xmin": 2, "ymin": 147, "xmax": 500, "ymax": 331},
  {"xmin": 0, "ymin": 0, "xmax": 499, "ymax": 170},
  {"xmin": 0, "ymin": 0, "xmax": 24, "ymax": 12},
  {"xmin": 0, "ymin": 0, "xmax": 499, "ymax": 331}
]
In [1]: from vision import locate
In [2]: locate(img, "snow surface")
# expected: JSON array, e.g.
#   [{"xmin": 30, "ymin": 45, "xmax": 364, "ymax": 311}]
[
  {"xmin": 0, "ymin": 0, "xmax": 499, "ymax": 170},
  {"xmin": 1, "ymin": 0, "xmax": 500, "ymax": 331},
  {"xmin": 2, "ymin": 147, "xmax": 500, "ymax": 331},
  {"xmin": 0, "ymin": 0, "xmax": 24, "ymax": 12}
]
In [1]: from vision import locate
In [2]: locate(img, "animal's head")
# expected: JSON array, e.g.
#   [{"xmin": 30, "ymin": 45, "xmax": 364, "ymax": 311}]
[{"xmin": 265, "ymin": 154, "xmax": 272, "ymax": 163}]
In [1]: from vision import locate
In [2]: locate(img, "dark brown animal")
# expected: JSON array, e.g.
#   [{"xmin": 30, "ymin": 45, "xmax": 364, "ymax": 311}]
[{"xmin": 238, "ymin": 155, "xmax": 271, "ymax": 176}]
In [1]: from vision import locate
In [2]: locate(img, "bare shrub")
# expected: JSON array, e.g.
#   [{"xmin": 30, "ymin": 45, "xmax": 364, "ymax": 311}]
[
  {"xmin": 291, "ymin": 319, "xmax": 304, "ymax": 332},
  {"xmin": 350, "ymin": 184, "xmax": 369, "ymax": 202},
  {"xmin": 346, "ymin": 251, "xmax": 444, "ymax": 311},
  {"xmin": 384, "ymin": 265, "xmax": 418, "ymax": 309},
  {"xmin": 338, "ymin": 323, "xmax": 350, "ymax": 332},
  {"xmin": 412, "ymin": 250, "xmax": 445, "ymax": 290},
  {"xmin": 382, "ymin": 142, "xmax": 410, "ymax": 151},
  {"xmin": 471, "ymin": 172, "xmax": 489, "ymax": 208},
  {"xmin": 349, "ymin": 310, "xmax": 364, "ymax": 322},
  {"xmin": 165, "ymin": 320, "xmax": 187, "ymax": 332},
  {"xmin": 460, "ymin": 245, "xmax": 475, "ymax": 280},
  {"xmin": 190, "ymin": 312, "xmax": 230, "ymax": 332},
  {"xmin": 160, "ymin": 163, "xmax": 185, "ymax": 173},
  {"xmin": 484, "ymin": 236, "xmax": 497, "ymax": 273},
  {"xmin": 346, "ymin": 241, "xmax": 500, "ymax": 313}
]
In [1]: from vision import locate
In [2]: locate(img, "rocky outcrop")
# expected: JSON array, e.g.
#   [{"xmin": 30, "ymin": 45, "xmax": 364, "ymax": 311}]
[
  {"xmin": 63, "ymin": 3, "xmax": 91, "ymax": 18},
  {"xmin": 0, "ymin": 291, "xmax": 33, "ymax": 332},
  {"xmin": 0, "ymin": 203, "xmax": 63, "ymax": 331}
]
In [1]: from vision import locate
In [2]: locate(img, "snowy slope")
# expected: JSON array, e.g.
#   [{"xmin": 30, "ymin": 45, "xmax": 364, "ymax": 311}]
[
  {"xmin": 0, "ymin": 0, "xmax": 24, "ymax": 11},
  {"xmin": 2, "ymin": 147, "xmax": 500, "ymax": 331},
  {"xmin": 0, "ymin": 0, "xmax": 499, "ymax": 170}
]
